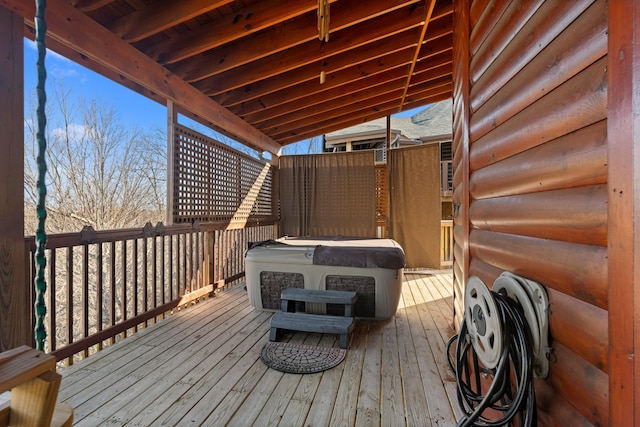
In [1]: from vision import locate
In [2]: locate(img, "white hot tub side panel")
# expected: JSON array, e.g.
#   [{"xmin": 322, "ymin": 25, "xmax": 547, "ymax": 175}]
[{"xmin": 245, "ymin": 245, "xmax": 403, "ymax": 319}]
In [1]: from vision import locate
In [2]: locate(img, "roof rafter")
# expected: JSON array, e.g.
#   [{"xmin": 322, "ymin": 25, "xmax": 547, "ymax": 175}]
[
  {"xmin": 108, "ymin": 0, "xmax": 235, "ymax": 42},
  {"xmin": 216, "ymin": 29, "xmax": 431, "ymax": 107},
  {"xmin": 400, "ymin": 0, "xmax": 438, "ymax": 109},
  {"xmin": 197, "ymin": 5, "xmax": 426, "ymax": 95},
  {"xmin": 170, "ymin": 0, "xmax": 421, "ymax": 82},
  {"xmin": 148, "ymin": 0, "xmax": 323, "ymax": 64}
]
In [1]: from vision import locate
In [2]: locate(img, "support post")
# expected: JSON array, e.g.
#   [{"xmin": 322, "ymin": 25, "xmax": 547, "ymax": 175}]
[
  {"xmin": 166, "ymin": 100, "xmax": 176, "ymax": 225},
  {"xmin": 0, "ymin": 6, "xmax": 30, "ymax": 350},
  {"xmin": 608, "ymin": 0, "xmax": 639, "ymax": 423}
]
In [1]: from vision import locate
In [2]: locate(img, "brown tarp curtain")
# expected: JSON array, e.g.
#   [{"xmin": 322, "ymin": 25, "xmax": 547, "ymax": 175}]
[
  {"xmin": 390, "ymin": 144, "xmax": 441, "ymax": 268},
  {"xmin": 280, "ymin": 152, "xmax": 376, "ymax": 238}
]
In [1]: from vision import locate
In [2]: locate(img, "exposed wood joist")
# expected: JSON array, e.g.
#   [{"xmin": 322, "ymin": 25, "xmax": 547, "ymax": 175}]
[
  {"xmin": 7, "ymin": 0, "xmax": 455, "ymax": 148},
  {"xmin": 147, "ymin": 0, "xmax": 324, "ymax": 64},
  {"xmin": 108, "ymin": 0, "xmax": 235, "ymax": 42},
  {"xmin": 194, "ymin": 5, "xmax": 427, "ymax": 95},
  {"xmin": 255, "ymin": 65, "xmax": 452, "ymax": 134},
  {"xmin": 400, "ymin": 0, "xmax": 438, "ymax": 110},
  {"xmin": 216, "ymin": 29, "xmax": 439, "ymax": 108},
  {"xmin": 170, "ymin": 0, "xmax": 421, "ymax": 83},
  {"xmin": 245, "ymin": 68, "xmax": 413, "ymax": 126}
]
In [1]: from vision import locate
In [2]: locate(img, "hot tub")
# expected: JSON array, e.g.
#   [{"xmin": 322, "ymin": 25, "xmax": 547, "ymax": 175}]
[{"xmin": 245, "ymin": 237, "xmax": 405, "ymax": 319}]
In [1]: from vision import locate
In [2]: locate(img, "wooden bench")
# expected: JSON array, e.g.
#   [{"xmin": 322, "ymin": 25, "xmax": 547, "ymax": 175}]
[
  {"xmin": 0, "ymin": 346, "xmax": 73, "ymax": 427},
  {"xmin": 270, "ymin": 288, "xmax": 358, "ymax": 349}
]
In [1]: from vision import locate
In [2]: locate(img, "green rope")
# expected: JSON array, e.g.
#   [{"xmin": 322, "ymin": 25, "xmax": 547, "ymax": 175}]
[{"xmin": 34, "ymin": 0, "xmax": 48, "ymax": 351}]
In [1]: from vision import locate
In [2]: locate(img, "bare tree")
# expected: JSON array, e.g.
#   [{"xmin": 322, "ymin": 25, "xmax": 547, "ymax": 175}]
[
  {"xmin": 281, "ymin": 136, "xmax": 321, "ymax": 155},
  {"xmin": 24, "ymin": 80, "xmax": 166, "ymax": 234},
  {"xmin": 24, "ymin": 81, "xmax": 168, "ymax": 354}
]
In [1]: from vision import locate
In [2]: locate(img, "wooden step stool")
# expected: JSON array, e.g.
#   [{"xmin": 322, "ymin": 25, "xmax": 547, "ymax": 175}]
[
  {"xmin": 269, "ymin": 288, "xmax": 358, "ymax": 349},
  {"xmin": 0, "ymin": 346, "xmax": 73, "ymax": 427}
]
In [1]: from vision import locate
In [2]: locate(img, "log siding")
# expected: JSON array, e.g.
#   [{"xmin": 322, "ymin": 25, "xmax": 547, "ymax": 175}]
[{"xmin": 453, "ymin": 1, "xmax": 608, "ymax": 424}]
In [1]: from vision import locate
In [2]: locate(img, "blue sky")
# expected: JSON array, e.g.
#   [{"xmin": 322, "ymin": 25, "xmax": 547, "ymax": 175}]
[
  {"xmin": 24, "ymin": 39, "xmax": 166, "ymax": 131},
  {"xmin": 23, "ymin": 39, "xmax": 424, "ymax": 154}
]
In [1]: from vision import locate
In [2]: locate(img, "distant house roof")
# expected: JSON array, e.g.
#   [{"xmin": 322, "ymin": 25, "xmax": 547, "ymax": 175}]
[{"xmin": 325, "ymin": 99, "xmax": 452, "ymax": 145}]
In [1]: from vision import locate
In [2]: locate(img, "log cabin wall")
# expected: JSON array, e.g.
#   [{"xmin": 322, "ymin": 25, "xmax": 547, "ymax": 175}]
[{"xmin": 452, "ymin": 1, "xmax": 609, "ymax": 425}]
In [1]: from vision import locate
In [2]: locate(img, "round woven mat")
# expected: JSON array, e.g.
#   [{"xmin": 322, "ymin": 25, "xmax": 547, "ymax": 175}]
[{"xmin": 260, "ymin": 341, "xmax": 346, "ymax": 374}]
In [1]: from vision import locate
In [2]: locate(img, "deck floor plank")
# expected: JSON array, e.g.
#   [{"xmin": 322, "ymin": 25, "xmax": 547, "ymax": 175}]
[
  {"xmin": 380, "ymin": 316, "xmax": 405, "ymax": 427},
  {"xmin": 355, "ymin": 321, "xmax": 382, "ymax": 427},
  {"xmin": 56, "ymin": 272, "xmax": 459, "ymax": 426},
  {"xmin": 404, "ymin": 276, "xmax": 457, "ymax": 427},
  {"xmin": 396, "ymin": 287, "xmax": 440, "ymax": 426},
  {"xmin": 147, "ymin": 315, "xmax": 270, "ymax": 426}
]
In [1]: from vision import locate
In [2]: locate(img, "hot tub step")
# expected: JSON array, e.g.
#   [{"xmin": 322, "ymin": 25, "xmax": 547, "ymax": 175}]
[
  {"xmin": 269, "ymin": 312, "xmax": 355, "ymax": 349},
  {"xmin": 281, "ymin": 288, "xmax": 358, "ymax": 317}
]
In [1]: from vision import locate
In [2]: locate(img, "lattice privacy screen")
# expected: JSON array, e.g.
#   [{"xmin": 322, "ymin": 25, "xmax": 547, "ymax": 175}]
[{"xmin": 172, "ymin": 125, "xmax": 275, "ymax": 224}]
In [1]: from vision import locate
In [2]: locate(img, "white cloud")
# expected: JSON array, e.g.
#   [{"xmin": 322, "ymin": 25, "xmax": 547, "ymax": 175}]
[
  {"xmin": 51, "ymin": 123, "xmax": 89, "ymax": 141},
  {"xmin": 25, "ymin": 39, "xmax": 86, "ymax": 82}
]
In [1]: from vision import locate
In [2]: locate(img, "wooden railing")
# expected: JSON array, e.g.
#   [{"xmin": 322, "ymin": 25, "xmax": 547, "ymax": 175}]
[
  {"xmin": 440, "ymin": 220, "xmax": 453, "ymax": 268},
  {"xmin": 24, "ymin": 221, "xmax": 276, "ymax": 365}
]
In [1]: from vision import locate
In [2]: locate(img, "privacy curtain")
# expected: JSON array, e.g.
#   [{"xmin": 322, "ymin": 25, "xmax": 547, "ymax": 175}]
[
  {"xmin": 280, "ymin": 152, "xmax": 376, "ymax": 237},
  {"xmin": 390, "ymin": 144, "xmax": 441, "ymax": 268}
]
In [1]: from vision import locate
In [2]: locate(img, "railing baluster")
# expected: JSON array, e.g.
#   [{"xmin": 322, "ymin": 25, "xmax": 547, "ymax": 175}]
[
  {"xmin": 152, "ymin": 234, "xmax": 157, "ymax": 323},
  {"xmin": 182, "ymin": 234, "xmax": 188, "ymax": 296},
  {"xmin": 110, "ymin": 241, "xmax": 116, "ymax": 345},
  {"xmin": 97, "ymin": 243, "xmax": 103, "ymax": 351},
  {"xmin": 49, "ymin": 250, "xmax": 56, "ymax": 353},
  {"xmin": 66, "ymin": 246, "xmax": 74, "ymax": 365},
  {"xmin": 142, "ymin": 236, "xmax": 148, "ymax": 326},
  {"xmin": 82, "ymin": 244, "xmax": 89, "ymax": 358},
  {"xmin": 188, "ymin": 232, "xmax": 193, "ymax": 293},
  {"xmin": 133, "ymin": 238, "xmax": 139, "ymax": 333},
  {"xmin": 168, "ymin": 235, "xmax": 174, "ymax": 303},
  {"xmin": 121, "ymin": 240, "xmax": 127, "ymax": 339}
]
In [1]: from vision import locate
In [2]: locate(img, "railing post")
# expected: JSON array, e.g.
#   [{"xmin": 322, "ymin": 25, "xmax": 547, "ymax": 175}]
[{"xmin": 0, "ymin": 6, "xmax": 30, "ymax": 351}]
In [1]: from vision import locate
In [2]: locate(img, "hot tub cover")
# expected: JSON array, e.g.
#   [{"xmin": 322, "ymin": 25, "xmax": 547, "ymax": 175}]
[{"xmin": 248, "ymin": 236, "xmax": 405, "ymax": 270}]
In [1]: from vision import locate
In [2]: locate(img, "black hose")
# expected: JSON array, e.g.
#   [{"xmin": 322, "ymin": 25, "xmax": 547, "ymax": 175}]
[{"xmin": 447, "ymin": 290, "xmax": 538, "ymax": 426}]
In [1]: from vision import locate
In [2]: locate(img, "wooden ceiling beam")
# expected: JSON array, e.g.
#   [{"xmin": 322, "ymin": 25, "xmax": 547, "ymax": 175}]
[
  {"xmin": 400, "ymin": 0, "xmax": 437, "ymax": 107},
  {"xmin": 108, "ymin": 0, "xmax": 235, "ymax": 42},
  {"xmin": 171, "ymin": 0, "xmax": 421, "ymax": 82},
  {"xmin": 405, "ymin": 80, "xmax": 453, "ymax": 102},
  {"xmin": 1, "ymin": 0, "xmax": 280, "ymax": 153},
  {"xmin": 72, "ymin": 0, "xmax": 113, "ymax": 12},
  {"xmin": 194, "ymin": 5, "xmax": 426, "ymax": 95},
  {"xmin": 276, "ymin": 100, "xmax": 403, "ymax": 145},
  {"xmin": 147, "ymin": 0, "xmax": 321, "ymax": 64},
  {"xmin": 215, "ymin": 29, "xmax": 439, "ymax": 108},
  {"xmin": 432, "ymin": 0, "xmax": 455, "ymax": 19},
  {"xmin": 245, "ymin": 50, "xmax": 452, "ymax": 126},
  {"xmin": 413, "ymin": 49, "xmax": 453, "ymax": 75},
  {"xmin": 244, "ymin": 67, "xmax": 412, "ymax": 125},
  {"xmin": 407, "ymin": 74, "xmax": 453, "ymax": 92},
  {"xmin": 235, "ymin": 49, "xmax": 416, "ymax": 118},
  {"xmin": 409, "ymin": 64, "xmax": 453, "ymax": 84},
  {"xmin": 403, "ymin": 91, "xmax": 453, "ymax": 111},
  {"xmin": 257, "ymin": 80, "xmax": 408, "ymax": 133},
  {"xmin": 268, "ymin": 76, "xmax": 452, "ymax": 138}
]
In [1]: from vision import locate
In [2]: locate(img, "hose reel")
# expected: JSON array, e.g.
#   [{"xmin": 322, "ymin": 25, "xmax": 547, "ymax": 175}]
[{"xmin": 449, "ymin": 273, "xmax": 551, "ymax": 426}]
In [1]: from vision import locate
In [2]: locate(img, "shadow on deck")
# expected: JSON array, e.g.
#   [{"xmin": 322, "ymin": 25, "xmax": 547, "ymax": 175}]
[{"xmin": 58, "ymin": 272, "xmax": 460, "ymax": 426}]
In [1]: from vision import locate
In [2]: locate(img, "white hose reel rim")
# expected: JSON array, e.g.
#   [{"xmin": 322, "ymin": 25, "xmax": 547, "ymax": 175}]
[
  {"xmin": 464, "ymin": 276, "xmax": 503, "ymax": 369},
  {"xmin": 493, "ymin": 274, "xmax": 542, "ymax": 362}
]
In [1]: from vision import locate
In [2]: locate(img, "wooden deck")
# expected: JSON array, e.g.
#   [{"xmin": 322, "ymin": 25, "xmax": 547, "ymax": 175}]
[{"xmin": 57, "ymin": 272, "xmax": 461, "ymax": 426}]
